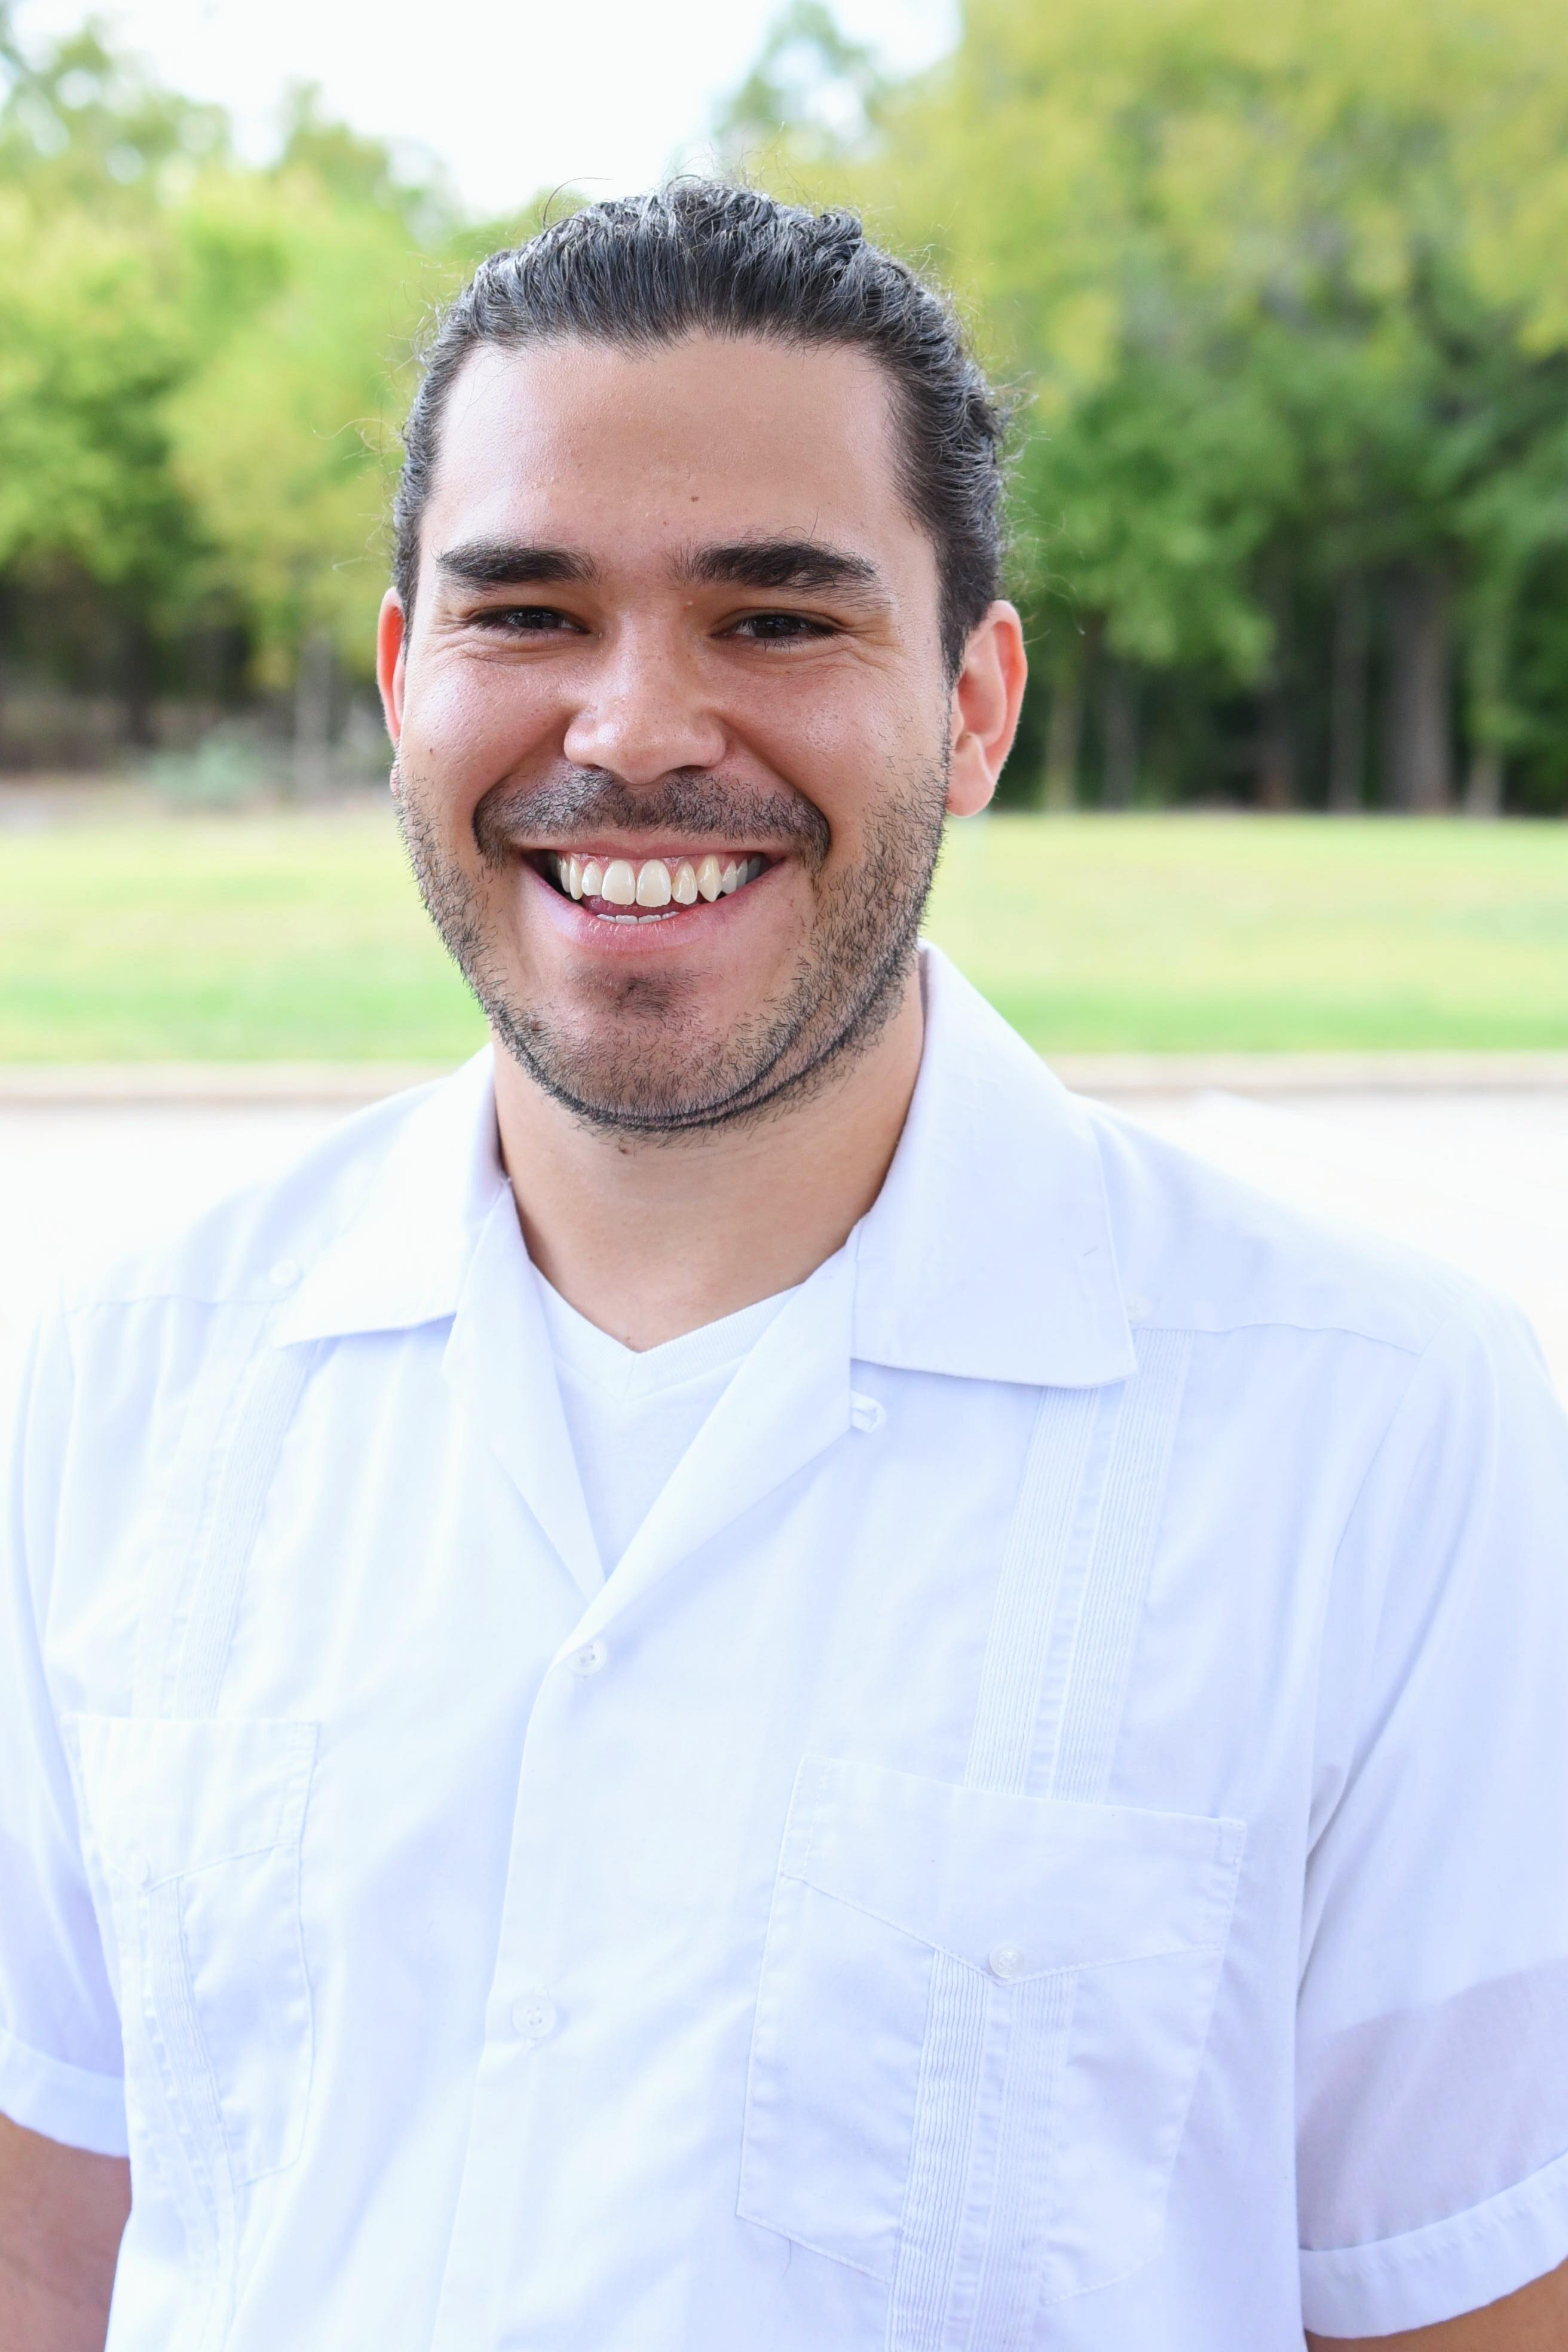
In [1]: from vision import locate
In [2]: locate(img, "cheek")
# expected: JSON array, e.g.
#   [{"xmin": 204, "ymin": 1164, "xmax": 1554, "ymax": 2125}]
[
  {"xmin": 747, "ymin": 681, "xmax": 922, "ymax": 828},
  {"xmin": 403, "ymin": 653, "xmax": 561, "ymax": 792},
  {"xmin": 787, "ymin": 697, "xmax": 936, "ymax": 849}
]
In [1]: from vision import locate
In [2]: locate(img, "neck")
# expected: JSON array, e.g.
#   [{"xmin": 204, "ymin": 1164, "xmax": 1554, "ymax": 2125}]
[{"xmin": 492, "ymin": 969, "xmax": 926, "ymax": 1351}]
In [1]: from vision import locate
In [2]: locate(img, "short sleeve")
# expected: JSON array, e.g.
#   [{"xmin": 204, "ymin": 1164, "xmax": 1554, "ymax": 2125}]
[
  {"xmin": 1297, "ymin": 1296, "xmax": 1568, "ymax": 2338},
  {"xmin": 0, "ymin": 1306, "xmax": 128, "ymax": 2157}
]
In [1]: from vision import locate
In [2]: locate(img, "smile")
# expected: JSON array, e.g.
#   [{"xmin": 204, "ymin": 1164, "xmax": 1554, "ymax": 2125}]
[{"xmin": 539, "ymin": 852, "xmax": 771, "ymax": 921}]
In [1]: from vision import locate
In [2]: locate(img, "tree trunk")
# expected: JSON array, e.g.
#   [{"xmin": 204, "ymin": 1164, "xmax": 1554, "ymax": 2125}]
[
  {"xmin": 1253, "ymin": 567, "xmax": 1296, "ymax": 810},
  {"xmin": 1462, "ymin": 581, "xmax": 1512, "ymax": 819},
  {"xmin": 0, "ymin": 586, "xmax": 11, "ymax": 767},
  {"xmin": 292, "ymin": 631, "xmax": 336, "ymax": 801},
  {"xmin": 1100, "ymin": 659, "xmax": 1140, "ymax": 810},
  {"xmin": 121, "ymin": 618, "xmax": 158, "ymax": 749},
  {"xmin": 1383, "ymin": 564, "xmax": 1454, "ymax": 811},
  {"xmin": 1043, "ymin": 615, "xmax": 1102, "ymax": 811},
  {"xmin": 1255, "ymin": 688, "xmax": 1296, "ymax": 810},
  {"xmin": 1463, "ymin": 746, "xmax": 1504, "ymax": 818},
  {"xmin": 1327, "ymin": 574, "xmax": 1368, "ymax": 813}
]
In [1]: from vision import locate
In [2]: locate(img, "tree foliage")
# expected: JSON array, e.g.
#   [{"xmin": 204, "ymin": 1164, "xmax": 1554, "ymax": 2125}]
[
  {"xmin": 2, "ymin": 0, "xmax": 1568, "ymax": 808},
  {"xmin": 0, "ymin": 7, "xmax": 508, "ymax": 752},
  {"xmin": 741, "ymin": 0, "xmax": 1568, "ymax": 808}
]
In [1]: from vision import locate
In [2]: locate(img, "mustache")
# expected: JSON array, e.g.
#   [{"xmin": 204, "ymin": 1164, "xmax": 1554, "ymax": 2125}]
[{"xmin": 472, "ymin": 768, "xmax": 831, "ymax": 868}]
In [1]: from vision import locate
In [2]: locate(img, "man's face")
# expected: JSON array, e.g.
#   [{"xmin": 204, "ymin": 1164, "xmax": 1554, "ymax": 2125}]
[{"xmin": 382, "ymin": 332, "xmax": 991, "ymax": 1134}]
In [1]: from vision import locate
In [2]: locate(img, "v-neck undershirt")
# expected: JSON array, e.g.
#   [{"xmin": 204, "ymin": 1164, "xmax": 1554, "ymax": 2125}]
[{"xmin": 532, "ymin": 1272, "xmax": 800, "ymax": 1575}]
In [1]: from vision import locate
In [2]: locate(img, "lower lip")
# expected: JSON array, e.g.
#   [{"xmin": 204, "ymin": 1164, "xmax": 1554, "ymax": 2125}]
[{"xmin": 520, "ymin": 858, "xmax": 783, "ymax": 954}]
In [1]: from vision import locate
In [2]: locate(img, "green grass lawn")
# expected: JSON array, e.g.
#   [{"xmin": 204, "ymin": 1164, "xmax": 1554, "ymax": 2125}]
[{"xmin": 2, "ymin": 803, "xmax": 1566, "ymax": 1060}]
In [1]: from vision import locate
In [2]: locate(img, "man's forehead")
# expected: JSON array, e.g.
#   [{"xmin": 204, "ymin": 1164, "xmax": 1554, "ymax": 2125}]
[{"xmin": 424, "ymin": 331, "xmax": 920, "ymax": 557}]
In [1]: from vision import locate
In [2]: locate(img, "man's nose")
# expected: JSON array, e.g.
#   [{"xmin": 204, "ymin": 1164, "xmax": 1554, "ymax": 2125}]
[{"xmin": 562, "ymin": 630, "xmax": 728, "ymax": 785}]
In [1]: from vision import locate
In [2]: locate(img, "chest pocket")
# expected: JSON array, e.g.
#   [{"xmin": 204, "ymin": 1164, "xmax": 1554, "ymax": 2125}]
[
  {"xmin": 739, "ymin": 1754, "xmax": 1243, "ymax": 2331},
  {"xmin": 68, "ymin": 1713, "xmax": 319, "ymax": 2186}
]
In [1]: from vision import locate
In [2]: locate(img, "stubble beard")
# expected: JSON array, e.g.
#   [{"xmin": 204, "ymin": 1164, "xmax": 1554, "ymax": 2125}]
[{"xmin": 397, "ymin": 755, "xmax": 950, "ymax": 1140}]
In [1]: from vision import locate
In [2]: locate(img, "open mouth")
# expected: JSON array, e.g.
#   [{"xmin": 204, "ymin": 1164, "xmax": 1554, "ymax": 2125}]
[{"xmin": 534, "ymin": 851, "xmax": 772, "ymax": 921}]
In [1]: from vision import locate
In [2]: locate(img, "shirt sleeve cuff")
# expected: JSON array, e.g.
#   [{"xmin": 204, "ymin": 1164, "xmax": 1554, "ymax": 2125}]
[
  {"xmin": 1300, "ymin": 2144, "xmax": 1568, "ymax": 2338},
  {"xmin": 0, "ymin": 2025, "xmax": 129, "ymax": 2158}
]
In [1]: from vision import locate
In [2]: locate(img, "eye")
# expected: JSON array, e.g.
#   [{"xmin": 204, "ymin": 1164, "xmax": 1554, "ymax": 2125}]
[
  {"xmin": 470, "ymin": 604, "xmax": 587, "ymax": 635},
  {"xmin": 726, "ymin": 610, "xmax": 839, "ymax": 645}
]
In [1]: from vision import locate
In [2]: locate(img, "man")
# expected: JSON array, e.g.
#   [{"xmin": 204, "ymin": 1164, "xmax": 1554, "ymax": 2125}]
[{"xmin": 2, "ymin": 184, "xmax": 1566, "ymax": 2352}]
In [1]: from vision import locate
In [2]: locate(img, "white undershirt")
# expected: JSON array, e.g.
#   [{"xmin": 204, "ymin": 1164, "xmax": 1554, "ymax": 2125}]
[{"xmin": 532, "ymin": 1272, "xmax": 799, "ymax": 1573}]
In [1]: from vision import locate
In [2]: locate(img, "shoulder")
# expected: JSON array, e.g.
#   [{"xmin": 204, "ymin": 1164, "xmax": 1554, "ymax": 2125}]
[
  {"xmin": 1082, "ymin": 1094, "xmax": 1513, "ymax": 1365},
  {"xmin": 1082, "ymin": 1100, "xmax": 1565, "ymax": 1644},
  {"xmin": 59, "ymin": 1065, "xmax": 476, "ymax": 1325}
]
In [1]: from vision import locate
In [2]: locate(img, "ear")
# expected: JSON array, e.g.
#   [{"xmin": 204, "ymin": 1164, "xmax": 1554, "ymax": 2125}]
[
  {"xmin": 376, "ymin": 590, "xmax": 408, "ymax": 752},
  {"xmin": 947, "ymin": 601, "xmax": 1028, "ymax": 818}
]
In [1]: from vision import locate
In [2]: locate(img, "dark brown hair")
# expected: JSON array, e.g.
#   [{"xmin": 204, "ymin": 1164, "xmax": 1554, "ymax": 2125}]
[{"xmin": 393, "ymin": 181, "xmax": 1007, "ymax": 672}]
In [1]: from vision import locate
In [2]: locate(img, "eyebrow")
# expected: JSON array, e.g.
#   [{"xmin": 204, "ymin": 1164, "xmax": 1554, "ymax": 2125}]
[
  {"xmin": 680, "ymin": 538, "xmax": 885, "ymax": 598},
  {"xmin": 436, "ymin": 541, "xmax": 598, "ymax": 588},
  {"xmin": 434, "ymin": 535, "xmax": 886, "ymax": 601}
]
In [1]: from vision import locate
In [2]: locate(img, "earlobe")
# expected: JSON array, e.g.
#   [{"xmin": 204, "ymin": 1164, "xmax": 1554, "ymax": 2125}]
[
  {"xmin": 946, "ymin": 749, "xmax": 999, "ymax": 820},
  {"xmin": 376, "ymin": 590, "xmax": 408, "ymax": 751},
  {"xmin": 946, "ymin": 601, "xmax": 1028, "ymax": 817}
]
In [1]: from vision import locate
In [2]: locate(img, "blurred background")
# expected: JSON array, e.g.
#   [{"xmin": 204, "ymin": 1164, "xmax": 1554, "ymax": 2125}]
[{"xmin": 1, "ymin": 0, "xmax": 1565, "ymax": 1382}]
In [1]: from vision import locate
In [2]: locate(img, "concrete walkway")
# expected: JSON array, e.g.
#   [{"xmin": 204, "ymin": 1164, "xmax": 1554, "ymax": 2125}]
[{"xmin": 2, "ymin": 1082, "xmax": 1565, "ymax": 1396}]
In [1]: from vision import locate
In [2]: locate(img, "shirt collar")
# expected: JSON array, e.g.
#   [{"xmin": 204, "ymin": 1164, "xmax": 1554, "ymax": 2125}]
[
  {"xmin": 275, "ymin": 947, "xmax": 1134, "ymax": 1391},
  {"xmin": 272, "ymin": 1048, "xmax": 506, "ymax": 1346},
  {"xmin": 850, "ymin": 947, "xmax": 1135, "ymax": 1389}
]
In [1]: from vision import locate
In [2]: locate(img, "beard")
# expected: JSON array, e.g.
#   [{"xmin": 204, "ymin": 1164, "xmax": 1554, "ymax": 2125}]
[{"xmin": 397, "ymin": 755, "xmax": 948, "ymax": 1138}]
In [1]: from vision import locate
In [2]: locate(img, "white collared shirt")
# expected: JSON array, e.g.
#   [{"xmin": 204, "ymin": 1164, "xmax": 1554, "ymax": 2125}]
[{"xmin": 4, "ymin": 948, "xmax": 1567, "ymax": 2350}]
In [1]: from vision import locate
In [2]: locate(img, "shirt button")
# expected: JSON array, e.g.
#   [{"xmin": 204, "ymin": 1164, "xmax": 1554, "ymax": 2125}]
[
  {"xmin": 849, "ymin": 1393, "xmax": 886, "ymax": 1433},
  {"xmin": 128, "ymin": 1853, "xmax": 153, "ymax": 1889},
  {"xmin": 566, "ymin": 1639, "xmax": 607, "ymax": 1678},
  {"xmin": 268, "ymin": 1257, "xmax": 301, "ymax": 1288},
  {"xmin": 989, "ymin": 1942, "xmax": 1027, "ymax": 1982},
  {"xmin": 510, "ymin": 1990, "xmax": 558, "ymax": 2042}
]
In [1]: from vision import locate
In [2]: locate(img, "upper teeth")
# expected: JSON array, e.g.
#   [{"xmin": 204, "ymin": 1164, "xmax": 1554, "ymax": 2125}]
[{"xmin": 555, "ymin": 853, "xmax": 764, "ymax": 909}]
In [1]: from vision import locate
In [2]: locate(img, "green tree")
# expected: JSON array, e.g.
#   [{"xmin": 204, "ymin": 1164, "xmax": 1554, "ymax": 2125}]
[
  {"xmin": 0, "ymin": 13, "xmax": 219, "ymax": 742},
  {"xmin": 742, "ymin": 0, "xmax": 1568, "ymax": 810},
  {"xmin": 0, "ymin": 13, "xmax": 495, "ymax": 771}
]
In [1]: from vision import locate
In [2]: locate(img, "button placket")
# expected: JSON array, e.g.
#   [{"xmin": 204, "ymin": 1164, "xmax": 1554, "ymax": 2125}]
[{"xmin": 480, "ymin": 1616, "xmax": 608, "ymax": 2084}]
